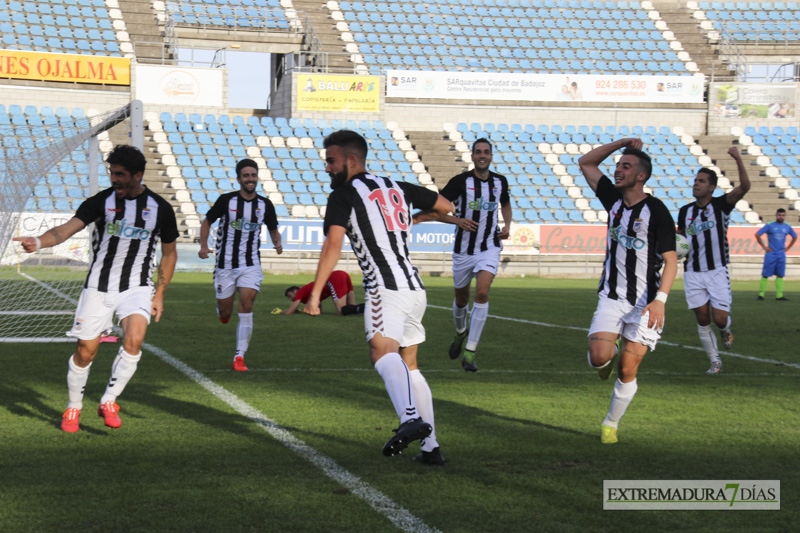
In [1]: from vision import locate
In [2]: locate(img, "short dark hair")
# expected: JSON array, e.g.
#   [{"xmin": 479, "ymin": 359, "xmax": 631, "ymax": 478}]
[
  {"xmin": 621, "ymin": 146, "xmax": 652, "ymax": 181},
  {"xmin": 777, "ymin": 208, "xmax": 786, "ymax": 214},
  {"xmin": 697, "ymin": 167, "xmax": 718, "ymax": 187},
  {"xmin": 472, "ymin": 138, "xmax": 492, "ymax": 153},
  {"xmin": 106, "ymin": 145, "xmax": 145, "ymax": 176},
  {"xmin": 285, "ymin": 286, "xmax": 299, "ymax": 298},
  {"xmin": 323, "ymin": 130, "xmax": 368, "ymax": 163},
  {"xmin": 236, "ymin": 158, "xmax": 258, "ymax": 178}
]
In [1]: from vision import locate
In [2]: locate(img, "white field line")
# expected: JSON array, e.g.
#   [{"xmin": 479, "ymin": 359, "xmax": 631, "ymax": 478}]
[
  {"xmin": 427, "ymin": 304, "xmax": 800, "ymax": 370},
  {"xmin": 142, "ymin": 342, "xmax": 440, "ymax": 533}
]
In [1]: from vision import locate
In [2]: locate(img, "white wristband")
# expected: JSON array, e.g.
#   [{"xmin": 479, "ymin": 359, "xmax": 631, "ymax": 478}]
[
  {"xmin": 654, "ymin": 291, "xmax": 668, "ymax": 303},
  {"xmin": 33, "ymin": 237, "xmax": 41, "ymax": 251}
]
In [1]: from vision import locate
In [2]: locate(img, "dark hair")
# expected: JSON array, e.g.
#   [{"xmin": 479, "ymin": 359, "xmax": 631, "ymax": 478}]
[
  {"xmin": 621, "ymin": 146, "xmax": 652, "ymax": 181},
  {"xmin": 236, "ymin": 158, "xmax": 258, "ymax": 178},
  {"xmin": 285, "ymin": 286, "xmax": 300, "ymax": 298},
  {"xmin": 323, "ymin": 130, "xmax": 368, "ymax": 163},
  {"xmin": 697, "ymin": 167, "xmax": 718, "ymax": 187},
  {"xmin": 472, "ymin": 138, "xmax": 492, "ymax": 153},
  {"xmin": 106, "ymin": 145, "xmax": 145, "ymax": 176},
  {"xmin": 777, "ymin": 208, "xmax": 786, "ymax": 214}
]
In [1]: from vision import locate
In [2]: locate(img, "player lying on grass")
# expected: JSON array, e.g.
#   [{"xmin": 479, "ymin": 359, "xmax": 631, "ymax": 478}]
[{"xmin": 274, "ymin": 270, "xmax": 365, "ymax": 315}]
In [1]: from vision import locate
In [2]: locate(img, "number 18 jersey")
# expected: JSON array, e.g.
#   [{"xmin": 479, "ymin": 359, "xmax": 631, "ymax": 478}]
[{"xmin": 323, "ymin": 173, "xmax": 438, "ymax": 291}]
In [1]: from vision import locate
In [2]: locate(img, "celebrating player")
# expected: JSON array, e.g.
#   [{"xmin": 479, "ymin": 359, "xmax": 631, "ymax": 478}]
[
  {"xmin": 13, "ymin": 145, "xmax": 179, "ymax": 432},
  {"xmin": 578, "ymin": 138, "xmax": 678, "ymax": 444},
  {"xmin": 677, "ymin": 146, "xmax": 750, "ymax": 374},
  {"xmin": 439, "ymin": 138, "xmax": 512, "ymax": 372},
  {"xmin": 198, "ymin": 158, "xmax": 283, "ymax": 372},
  {"xmin": 756, "ymin": 208, "xmax": 797, "ymax": 300},
  {"xmin": 278, "ymin": 270, "xmax": 364, "ymax": 315},
  {"xmin": 304, "ymin": 130, "xmax": 454, "ymax": 465}
]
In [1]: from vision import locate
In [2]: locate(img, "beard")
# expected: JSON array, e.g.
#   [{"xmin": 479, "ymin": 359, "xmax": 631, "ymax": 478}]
[{"xmin": 329, "ymin": 167, "xmax": 349, "ymax": 190}]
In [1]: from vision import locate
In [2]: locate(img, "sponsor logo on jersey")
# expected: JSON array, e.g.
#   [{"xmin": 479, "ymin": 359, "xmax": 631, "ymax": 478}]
[
  {"xmin": 468, "ymin": 197, "xmax": 499, "ymax": 211},
  {"xmin": 230, "ymin": 218, "xmax": 260, "ymax": 231},
  {"xmin": 610, "ymin": 226, "xmax": 646, "ymax": 250},
  {"xmin": 106, "ymin": 218, "xmax": 151, "ymax": 240},
  {"xmin": 686, "ymin": 219, "xmax": 715, "ymax": 236}
]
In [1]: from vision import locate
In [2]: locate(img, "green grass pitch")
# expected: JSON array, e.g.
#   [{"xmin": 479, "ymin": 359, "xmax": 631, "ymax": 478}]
[{"xmin": 2, "ymin": 273, "xmax": 798, "ymax": 532}]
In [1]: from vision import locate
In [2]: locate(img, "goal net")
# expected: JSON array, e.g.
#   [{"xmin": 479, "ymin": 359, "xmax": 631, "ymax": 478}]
[{"xmin": 0, "ymin": 100, "xmax": 143, "ymax": 342}]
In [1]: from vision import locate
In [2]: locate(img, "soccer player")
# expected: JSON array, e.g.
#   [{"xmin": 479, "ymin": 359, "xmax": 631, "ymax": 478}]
[
  {"xmin": 277, "ymin": 270, "xmax": 364, "ymax": 315},
  {"xmin": 198, "ymin": 158, "xmax": 283, "ymax": 372},
  {"xmin": 303, "ymin": 130, "xmax": 454, "ymax": 465},
  {"xmin": 13, "ymin": 145, "xmax": 179, "ymax": 432},
  {"xmin": 578, "ymin": 138, "xmax": 678, "ymax": 444},
  {"xmin": 756, "ymin": 208, "xmax": 797, "ymax": 301},
  {"xmin": 439, "ymin": 138, "xmax": 512, "ymax": 372},
  {"xmin": 677, "ymin": 146, "xmax": 751, "ymax": 374}
]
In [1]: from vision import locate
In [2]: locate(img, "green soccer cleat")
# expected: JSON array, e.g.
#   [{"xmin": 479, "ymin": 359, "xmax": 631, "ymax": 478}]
[
  {"xmin": 449, "ymin": 329, "xmax": 469, "ymax": 360},
  {"xmin": 601, "ymin": 424, "xmax": 618, "ymax": 444},
  {"xmin": 462, "ymin": 349, "xmax": 477, "ymax": 372}
]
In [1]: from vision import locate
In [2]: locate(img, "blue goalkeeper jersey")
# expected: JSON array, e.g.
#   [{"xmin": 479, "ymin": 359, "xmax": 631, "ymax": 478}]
[{"xmin": 756, "ymin": 221, "xmax": 797, "ymax": 252}]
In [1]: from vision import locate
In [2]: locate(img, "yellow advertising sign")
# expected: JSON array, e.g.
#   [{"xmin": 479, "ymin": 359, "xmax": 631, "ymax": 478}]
[
  {"xmin": 297, "ymin": 74, "xmax": 380, "ymax": 113},
  {"xmin": 0, "ymin": 50, "xmax": 130, "ymax": 85}
]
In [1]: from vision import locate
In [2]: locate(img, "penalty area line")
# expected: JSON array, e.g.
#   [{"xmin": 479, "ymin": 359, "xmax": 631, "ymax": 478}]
[
  {"xmin": 141, "ymin": 341, "xmax": 440, "ymax": 533},
  {"xmin": 427, "ymin": 305, "xmax": 800, "ymax": 370}
]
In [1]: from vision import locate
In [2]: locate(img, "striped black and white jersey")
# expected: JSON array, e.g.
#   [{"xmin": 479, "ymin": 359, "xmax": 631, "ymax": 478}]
[
  {"xmin": 596, "ymin": 176, "xmax": 676, "ymax": 307},
  {"xmin": 205, "ymin": 192, "xmax": 278, "ymax": 270},
  {"xmin": 324, "ymin": 173, "xmax": 439, "ymax": 291},
  {"xmin": 74, "ymin": 187, "xmax": 179, "ymax": 293},
  {"xmin": 440, "ymin": 170, "xmax": 510, "ymax": 255},
  {"xmin": 677, "ymin": 195, "xmax": 734, "ymax": 272}
]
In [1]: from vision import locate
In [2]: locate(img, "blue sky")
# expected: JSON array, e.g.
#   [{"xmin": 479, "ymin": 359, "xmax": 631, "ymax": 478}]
[{"xmin": 177, "ymin": 49, "xmax": 271, "ymax": 109}]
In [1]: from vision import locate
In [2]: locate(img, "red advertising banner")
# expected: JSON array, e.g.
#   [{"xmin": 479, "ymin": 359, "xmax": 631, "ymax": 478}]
[{"xmin": 536, "ymin": 225, "xmax": 799, "ymax": 256}]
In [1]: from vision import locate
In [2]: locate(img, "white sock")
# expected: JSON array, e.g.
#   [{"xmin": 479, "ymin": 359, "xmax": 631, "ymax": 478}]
[
  {"xmin": 698, "ymin": 324, "xmax": 719, "ymax": 363},
  {"xmin": 410, "ymin": 369, "xmax": 438, "ymax": 452},
  {"xmin": 100, "ymin": 347, "xmax": 140, "ymax": 404},
  {"xmin": 717, "ymin": 316, "xmax": 732, "ymax": 336},
  {"xmin": 67, "ymin": 355, "xmax": 92, "ymax": 410},
  {"xmin": 374, "ymin": 352, "xmax": 418, "ymax": 423},
  {"xmin": 235, "ymin": 312, "xmax": 253, "ymax": 359},
  {"xmin": 602, "ymin": 378, "xmax": 638, "ymax": 429},
  {"xmin": 453, "ymin": 299, "xmax": 468, "ymax": 334},
  {"xmin": 466, "ymin": 301, "xmax": 488, "ymax": 352}
]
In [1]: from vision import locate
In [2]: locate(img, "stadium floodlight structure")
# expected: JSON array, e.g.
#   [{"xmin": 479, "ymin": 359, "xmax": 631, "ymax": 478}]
[{"xmin": 0, "ymin": 100, "xmax": 143, "ymax": 342}]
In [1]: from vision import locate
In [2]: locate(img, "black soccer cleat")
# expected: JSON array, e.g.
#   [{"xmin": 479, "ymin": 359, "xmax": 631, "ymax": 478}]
[
  {"xmin": 382, "ymin": 418, "xmax": 432, "ymax": 457},
  {"xmin": 777, "ymin": 296, "xmax": 790, "ymax": 301},
  {"xmin": 413, "ymin": 447, "xmax": 445, "ymax": 466},
  {"xmin": 449, "ymin": 329, "xmax": 469, "ymax": 360}
]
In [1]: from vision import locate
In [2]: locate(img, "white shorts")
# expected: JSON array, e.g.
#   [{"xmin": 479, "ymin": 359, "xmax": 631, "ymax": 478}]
[
  {"xmin": 364, "ymin": 288, "xmax": 427, "ymax": 348},
  {"xmin": 588, "ymin": 297, "xmax": 663, "ymax": 351},
  {"xmin": 67, "ymin": 286, "xmax": 153, "ymax": 340},
  {"xmin": 214, "ymin": 266, "xmax": 263, "ymax": 299},
  {"xmin": 452, "ymin": 249, "xmax": 501, "ymax": 289},
  {"xmin": 683, "ymin": 268, "xmax": 731, "ymax": 312}
]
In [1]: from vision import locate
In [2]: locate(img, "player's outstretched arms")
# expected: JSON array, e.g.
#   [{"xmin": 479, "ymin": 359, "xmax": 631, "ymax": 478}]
[
  {"xmin": 13, "ymin": 217, "xmax": 86, "ymax": 252},
  {"xmin": 725, "ymin": 146, "xmax": 751, "ymax": 205}
]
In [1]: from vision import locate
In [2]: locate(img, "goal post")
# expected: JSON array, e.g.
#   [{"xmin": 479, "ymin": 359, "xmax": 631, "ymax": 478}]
[{"xmin": 0, "ymin": 100, "xmax": 143, "ymax": 343}]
